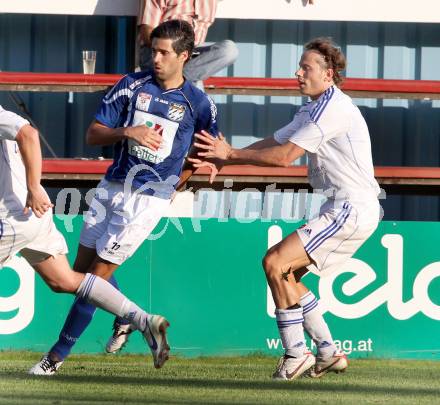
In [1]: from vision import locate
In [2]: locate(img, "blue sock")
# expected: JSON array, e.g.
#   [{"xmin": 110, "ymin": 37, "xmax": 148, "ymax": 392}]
[
  {"xmin": 50, "ymin": 296, "xmax": 96, "ymax": 360},
  {"xmin": 50, "ymin": 275, "xmax": 129, "ymax": 360},
  {"xmin": 108, "ymin": 275, "xmax": 130, "ymax": 326}
]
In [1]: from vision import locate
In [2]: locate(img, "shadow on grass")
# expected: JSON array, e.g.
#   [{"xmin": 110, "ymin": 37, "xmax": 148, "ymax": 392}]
[
  {"xmin": 1, "ymin": 370, "xmax": 438, "ymax": 399},
  {"xmin": 0, "ymin": 392, "xmax": 218, "ymax": 405}
]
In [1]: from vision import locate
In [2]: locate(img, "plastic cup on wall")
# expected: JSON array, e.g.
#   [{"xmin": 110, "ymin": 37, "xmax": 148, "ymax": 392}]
[{"xmin": 82, "ymin": 50, "xmax": 96, "ymax": 74}]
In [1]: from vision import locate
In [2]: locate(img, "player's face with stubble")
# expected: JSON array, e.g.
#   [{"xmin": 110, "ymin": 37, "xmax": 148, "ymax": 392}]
[
  {"xmin": 151, "ymin": 38, "xmax": 188, "ymax": 83},
  {"xmin": 296, "ymin": 50, "xmax": 334, "ymax": 100}
]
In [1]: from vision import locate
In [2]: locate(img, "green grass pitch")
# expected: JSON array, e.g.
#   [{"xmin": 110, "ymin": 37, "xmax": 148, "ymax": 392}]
[{"xmin": 0, "ymin": 352, "xmax": 438, "ymax": 404}]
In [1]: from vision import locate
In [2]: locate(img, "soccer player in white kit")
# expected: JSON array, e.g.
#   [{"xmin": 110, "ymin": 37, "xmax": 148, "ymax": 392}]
[
  {"xmin": 0, "ymin": 106, "xmax": 170, "ymax": 375},
  {"xmin": 191, "ymin": 37, "xmax": 381, "ymax": 380}
]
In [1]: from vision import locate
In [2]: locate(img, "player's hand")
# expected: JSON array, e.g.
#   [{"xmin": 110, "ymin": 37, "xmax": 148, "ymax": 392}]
[
  {"xmin": 187, "ymin": 157, "xmax": 219, "ymax": 184},
  {"xmin": 126, "ymin": 125, "xmax": 162, "ymax": 150},
  {"xmin": 24, "ymin": 186, "xmax": 53, "ymax": 218},
  {"xmin": 194, "ymin": 131, "xmax": 231, "ymax": 160}
]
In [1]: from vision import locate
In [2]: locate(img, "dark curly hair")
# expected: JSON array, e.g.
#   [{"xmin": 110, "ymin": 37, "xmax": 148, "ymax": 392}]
[
  {"xmin": 150, "ymin": 19, "xmax": 195, "ymax": 60},
  {"xmin": 304, "ymin": 37, "xmax": 346, "ymax": 86}
]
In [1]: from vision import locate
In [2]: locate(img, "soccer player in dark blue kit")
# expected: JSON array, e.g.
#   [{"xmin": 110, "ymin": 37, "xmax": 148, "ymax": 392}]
[{"xmin": 30, "ymin": 19, "xmax": 219, "ymax": 375}]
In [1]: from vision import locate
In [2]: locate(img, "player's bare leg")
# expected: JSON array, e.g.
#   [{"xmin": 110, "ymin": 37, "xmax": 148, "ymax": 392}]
[
  {"xmin": 33, "ymin": 254, "xmax": 83, "ymax": 293},
  {"xmin": 263, "ymin": 232, "xmax": 311, "ymax": 308},
  {"xmin": 263, "ymin": 231, "xmax": 315, "ymax": 380}
]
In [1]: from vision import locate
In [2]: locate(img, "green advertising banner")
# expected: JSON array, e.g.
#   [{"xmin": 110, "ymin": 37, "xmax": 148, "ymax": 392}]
[{"xmin": 0, "ymin": 217, "xmax": 439, "ymax": 360}]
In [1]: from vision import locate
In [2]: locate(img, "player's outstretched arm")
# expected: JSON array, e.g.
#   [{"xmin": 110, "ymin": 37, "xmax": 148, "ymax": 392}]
[
  {"xmin": 86, "ymin": 120, "xmax": 162, "ymax": 149},
  {"xmin": 242, "ymin": 137, "xmax": 280, "ymax": 150},
  {"xmin": 193, "ymin": 130, "xmax": 305, "ymax": 167},
  {"xmin": 15, "ymin": 124, "xmax": 53, "ymax": 218}
]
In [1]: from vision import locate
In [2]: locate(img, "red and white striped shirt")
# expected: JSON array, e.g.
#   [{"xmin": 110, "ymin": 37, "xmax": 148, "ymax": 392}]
[{"xmin": 138, "ymin": 0, "xmax": 217, "ymax": 46}]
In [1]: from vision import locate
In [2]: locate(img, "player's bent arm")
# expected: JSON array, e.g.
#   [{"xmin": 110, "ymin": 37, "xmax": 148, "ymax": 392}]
[
  {"xmin": 15, "ymin": 125, "xmax": 52, "ymax": 216},
  {"xmin": 15, "ymin": 125, "xmax": 42, "ymax": 192},
  {"xmin": 86, "ymin": 120, "xmax": 130, "ymax": 146},
  {"xmin": 86, "ymin": 120, "xmax": 162, "ymax": 149}
]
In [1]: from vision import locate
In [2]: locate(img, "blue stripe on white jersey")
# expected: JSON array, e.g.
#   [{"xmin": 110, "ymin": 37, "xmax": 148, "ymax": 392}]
[
  {"xmin": 310, "ymin": 86, "xmax": 335, "ymax": 122},
  {"xmin": 304, "ymin": 202, "xmax": 352, "ymax": 254}
]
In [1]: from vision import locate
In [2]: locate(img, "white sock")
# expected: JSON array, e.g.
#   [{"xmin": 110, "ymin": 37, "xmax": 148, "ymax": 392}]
[
  {"xmin": 275, "ymin": 307, "xmax": 306, "ymax": 358},
  {"xmin": 76, "ymin": 273, "xmax": 149, "ymax": 332},
  {"xmin": 300, "ymin": 291, "xmax": 336, "ymax": 358}
]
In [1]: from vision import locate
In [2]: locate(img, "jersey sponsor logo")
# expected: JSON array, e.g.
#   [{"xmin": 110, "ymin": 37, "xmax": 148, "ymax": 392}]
[
  {"xmin": 155, "ymin": 97, "xmax": 169, "ymax": 105},
  {"xmin": 135, "ymin": 92, "xmax": 152, "ymax": 112},
  {"xmin": 146, "ymin": 120, "xmax": 164, "ymax": 136},
  {"xmin": 129, "ymin": 120, "xmax": 165, "ymax": 164},
  {"xmin": 128, "ymin": 143, "xmax": 163, "ymax": 164},
  {"xmin": 128, "ymin": 111, "xmax": 179, "ymax": 164},
  {"xmin": 167, "ymin": 102, "xmax": 186, "ymax": 122}
]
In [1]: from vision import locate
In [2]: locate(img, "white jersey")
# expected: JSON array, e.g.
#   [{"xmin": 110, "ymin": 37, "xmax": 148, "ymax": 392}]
[
  {"xmin": 0, "ymin": 106, "xmax": 68, "ymax": 265},
  {"xmin": 274, "ymin": 85, "xmax": 380, "ymax": 209},
  {"xmin": 0, "ymin": 106, "xmax": 31, "ymax": 219}
]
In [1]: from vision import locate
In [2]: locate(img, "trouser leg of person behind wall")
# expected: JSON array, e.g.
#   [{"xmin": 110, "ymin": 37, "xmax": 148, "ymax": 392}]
[
  {"xmin": 138, "ymin": 46, "xmax": 153, "ymax": 72},
  {"xmin": 183, "ymin": 40, "xmax": 239, "ymax": 82},
  {"xmin": 50, "ymin": 275, "xmax": 122, "ymax": 360}
]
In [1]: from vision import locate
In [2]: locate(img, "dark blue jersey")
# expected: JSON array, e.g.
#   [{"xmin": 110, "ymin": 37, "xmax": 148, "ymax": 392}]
[{"xmin": 95, "ymin": 70, "xmax": 218, "ymax": 199}]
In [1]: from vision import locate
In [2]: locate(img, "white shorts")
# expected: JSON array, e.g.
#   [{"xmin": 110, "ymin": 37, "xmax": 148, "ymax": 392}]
[
  {"xmin": 297, "ymin": 200, "xmax": 379, "ymax": 277},
  {"xmin": 80, "ymin": 179, "xmax": 171, "ymax": 265},
  {"xmin": 0, "ymin": 210, "xmax": 68, "ymax": 267}
]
